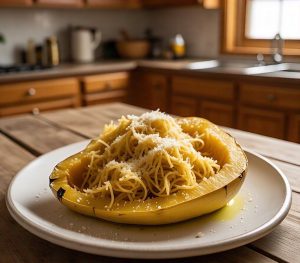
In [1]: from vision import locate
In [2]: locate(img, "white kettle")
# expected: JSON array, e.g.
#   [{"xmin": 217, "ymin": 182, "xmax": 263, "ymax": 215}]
[{"xmin": 71, "ymin": 27, "xmax": 101, "ymax": 63}]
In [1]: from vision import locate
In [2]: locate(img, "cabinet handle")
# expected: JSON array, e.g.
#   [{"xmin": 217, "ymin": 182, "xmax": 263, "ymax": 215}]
[
  {"xmin": 266, "ymin": 94, "xmax": 276, "ymax": 102},
  {"xmin": 32, "ymin": 107, "xmax": 40, "ymax": 115},
  {"xmin": 27, "ymin": 88, "xmax": 36, "ymax": 96}
]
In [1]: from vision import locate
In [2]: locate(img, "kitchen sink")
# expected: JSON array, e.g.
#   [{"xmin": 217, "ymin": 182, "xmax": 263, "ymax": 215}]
[
  {"xmin": 186, "ymin": 60, "xmax": 278, "ymax": 75},
  {"xmin": 186, "ymin": 60, "xmax": 300, "ymax": 75},
  {"xmin": 138, "ymin": 59, "xmax": 300, "ymax": 76},
  {"xmin": 279, "ymin": 63, "xmax": 300, "ymax": 73}
]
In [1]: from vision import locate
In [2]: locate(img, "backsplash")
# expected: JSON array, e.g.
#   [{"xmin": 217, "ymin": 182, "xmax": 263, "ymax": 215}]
[
  {"xmin": 0, "ymin": 6, "xmax": 219, "ymax": 64},
  {"xmin": 0, "ymin": 8, "xmax": 148, "ymax": 64},
  {"xmin": 149, "ymin": 7, "xmax": 220, "ymax": 59}
]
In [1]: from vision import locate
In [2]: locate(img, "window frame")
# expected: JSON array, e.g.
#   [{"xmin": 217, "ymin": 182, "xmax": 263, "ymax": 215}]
[{"xmin": 221, "ymin": 0, "xmax": 300, "ymax": 56}]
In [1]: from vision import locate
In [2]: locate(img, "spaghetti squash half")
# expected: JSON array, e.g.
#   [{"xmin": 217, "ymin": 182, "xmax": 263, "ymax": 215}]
[{"xmin": 49, "ymin": 111, "xmax": 247, "ymax": 225}]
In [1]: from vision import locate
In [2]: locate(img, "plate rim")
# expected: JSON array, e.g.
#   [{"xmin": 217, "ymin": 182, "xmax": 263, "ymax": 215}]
[{"xmin": 6, "ymin": 141, "xmax": 292, "ymax": 259}]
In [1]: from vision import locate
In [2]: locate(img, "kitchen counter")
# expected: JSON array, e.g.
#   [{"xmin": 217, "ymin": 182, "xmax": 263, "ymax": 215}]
[
  {"xmin": 1, "ymin": 59, "xmax": 300, "ymax": 84},
  {"xmin": 0, "ymin": 61, "xmax": 137, "ymax": 83},
  {"xmin": 0, "ymin": 102, "xmax": 299, "ymax": 262}
]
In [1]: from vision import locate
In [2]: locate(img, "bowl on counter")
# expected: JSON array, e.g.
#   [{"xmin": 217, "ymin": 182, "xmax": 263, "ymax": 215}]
[{"xmin": 116, "ymin": 40, "xmax": 150, "ymax": 59}]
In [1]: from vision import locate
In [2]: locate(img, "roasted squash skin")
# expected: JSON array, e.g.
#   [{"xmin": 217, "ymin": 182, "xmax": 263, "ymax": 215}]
[{"xmin": 49, "ymin": 117, "xmax": 248, "ymax": 225}]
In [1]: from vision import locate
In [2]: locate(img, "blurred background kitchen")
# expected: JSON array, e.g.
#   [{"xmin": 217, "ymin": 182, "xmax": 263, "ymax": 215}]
[{"xmin": 0, "ymin": 0, "xmax": 300, "ymax": 143}]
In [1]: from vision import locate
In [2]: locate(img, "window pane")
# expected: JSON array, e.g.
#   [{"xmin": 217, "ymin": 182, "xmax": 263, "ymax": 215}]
[
  {"xmin": 281, "ymin": 0, "xmax": 300, "ymax": 39},
  {"xmin": 245, "ymin": 0, "xmax": 280, "ymax": 39},
  {"xmin": 245, "ymin": 0, "xmax": 300, "ymax": 40}
]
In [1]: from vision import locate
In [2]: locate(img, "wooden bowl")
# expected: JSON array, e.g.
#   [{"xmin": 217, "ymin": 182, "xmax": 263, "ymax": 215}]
[{"xmin": 116, "ymin": 40, "xmax": 150, "ymax": 59}]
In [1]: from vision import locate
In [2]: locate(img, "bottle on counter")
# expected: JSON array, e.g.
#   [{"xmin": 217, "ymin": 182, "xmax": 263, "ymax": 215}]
[
  {"xmin": 26, "ymin": 38, "xmax": 37, "ymax": 65},
  {"xmin": 170, "ymin": 34, "xmax": 186, "ymax": 59},
  {"xmin": 45, "ymin": 35, "xmax": 60, "ymax": 66}
]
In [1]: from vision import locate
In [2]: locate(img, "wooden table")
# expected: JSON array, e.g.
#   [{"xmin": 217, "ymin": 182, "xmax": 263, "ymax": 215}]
[{"xmin": 1, "ymin": 103, "xmax": 299, "ymax": 263}]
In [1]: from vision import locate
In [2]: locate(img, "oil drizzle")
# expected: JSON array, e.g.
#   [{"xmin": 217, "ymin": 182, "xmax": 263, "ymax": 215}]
[
  {"xmin": 212, "ymin": 195, "xmax": 244, "ymax": 221},
  {"xmin": 201, "ymin": 195, "xmax": 244, "ymax": 223}
]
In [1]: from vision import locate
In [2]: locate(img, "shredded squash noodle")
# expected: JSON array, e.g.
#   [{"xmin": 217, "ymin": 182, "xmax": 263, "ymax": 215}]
[{"xmin": 79, "ymin": 111, "xmax": 220, "ymax": 208}]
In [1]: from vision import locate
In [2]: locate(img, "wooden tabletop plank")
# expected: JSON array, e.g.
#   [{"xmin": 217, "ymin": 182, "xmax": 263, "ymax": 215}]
[
  {"xmin": 270, "ymin": 159, "xmax": 300, "ymax": 193},
  {"xmin": 224, "ymin": 127, "xmax": 300, "ymax": 166},
  {"xmin": 0, "ymin": 134, "xmax": 34, "ymax": 193},
  {"xmin": 40, "ymin": 108, "xmax": 107, "ymax": 138},
  {"xmin": 40, "ymin": 103, "xmax": 148, "ymax": 140},
  {"xmin": 251, "ymin": 193, "xmax": 300, "ymax": 263},
  {"xmin": 0, "ymin": 115, "xmax": 84, "ymax": 155},
  {"xmin": 79, "ymin": 103, "xmax": 147, "ymax": 123}
]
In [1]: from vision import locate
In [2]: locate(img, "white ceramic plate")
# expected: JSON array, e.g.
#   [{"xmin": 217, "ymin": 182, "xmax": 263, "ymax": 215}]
[{"xmin": 6, "ymin": 141, "xmax": 292, "ymax": 259}]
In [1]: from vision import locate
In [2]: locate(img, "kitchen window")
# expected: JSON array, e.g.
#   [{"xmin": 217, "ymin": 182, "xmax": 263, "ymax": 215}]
[{"xmin": 222, "ymin": 0, "xmax": 300, "ymax": 56}]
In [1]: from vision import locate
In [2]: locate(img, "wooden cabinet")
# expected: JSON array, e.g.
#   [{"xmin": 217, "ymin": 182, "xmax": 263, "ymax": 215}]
[
  {"xmin": 0, "ymin": 78, "xmax": 80, "ymax": 117},
  {"xmin": 0, "ymin": 0, "xmax": 32, "ymax": 6},
  {"xmin": 34, "ymin": 0, "xmax": 83, "ymax": 7},
  {"xmin": 0, "ymin": 0, "xmax": 219, "ymax": 8},
  {"xmin": 288, "ymin": 114, "xmax": 300, "ymax": 143},
  {"xmin": 172, "ymin": 76, "xmax": 235, "ymax": 102},
  {"xmin": 142, "ymin": 0, "xmax": 219, "ymax": 9},
  {"xmin": 86, "ymin": 0, "xmax": 141, "ymax": 8},
  {"xmin": 238, "ymin": 107, "xmax": 286, "ymax": 139},
  {"xmin": 201, "ymin": 101, "xmax": 234, "ymax": 127},
  {"xmin": 240, "ymin": 83, "xmax": 300, "ymax": 111},
  {"xmin": 171, "ymin": 96, "xmax": 197, "ymax": 116},
  {"xmin": 131, "ymin": 72, "xmax": 169, "ymax": 111},
  {"xmin": 81, "ymin": 72, "xmax": 129, "ymax": 106},
  {"xmin": 239, "ymin": 82, "xmax": 300, "ymax": 140},
  {"xmin": 171, "ymin": 76, "xmax": 235, "ymax": 127}
]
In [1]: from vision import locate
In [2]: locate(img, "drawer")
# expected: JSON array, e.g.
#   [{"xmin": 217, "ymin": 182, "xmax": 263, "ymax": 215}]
[
  {"xmin": 171, "ymin": 96, "xmax": 197, "ymax": 117},
  {"xmin": 172, "ymin": 76, "xmax": 235, "ymax": 101},
  {"xmin": 0, "ymin": 97, "xmax": 80, "ymax": 117},
  {"xmin": 143, "ymin": 73, "xmax": 167, "ymax": 88},
  {"xmin": 83, "ymin": 89, "xmax": 127, "ymax": 105},
  {"xmin": 201, "ymin": 101, "xmax": 234, "ymax": 127},
  {"xmin": 0, "ymin": 78, "xmax": 79, "ymax": 106},
  {"xmin": 240, "ymin": 83, "xmax": 300, "ymax": 110},
  {"xmin": 237, "ymin": 106, "xmax": 286, "ymax": 139},
  {"xmin": 81, "ymin": 72, "xmax": 129, "ymax": 94}
]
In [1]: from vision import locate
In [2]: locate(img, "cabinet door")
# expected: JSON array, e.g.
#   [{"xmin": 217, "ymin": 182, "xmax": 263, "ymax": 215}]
[
  {"xmin": 149, "ymin": 75, "xmax": 168, "ymax": 112},
  {"xmin": 201, "ymin": 101, "xmax": 234, "ymax": 128},
  {"xmin": 171, "ymin": 96, "xmax": 197, "ymax": 117},
  {"xmin": 238, "ymin": 107, "xmax": 285, "ymax": 139},
  {"xmin": 35, "ymin": 0, "xmax": 83, "ymax": 7},
  {"xmin": 288, "ymin": 114, "xmax": 300, "ymax": 143},
  {"xmin": 131, "ymin": 72, "xmax": 168, "ymax": 111},
  {"xmin": 0, "ymin": 0, "xmax": 32, "ymax": 6},
  {"xmin": 86, "ymin": 0, "xmax": 140, "ymax": 8}
]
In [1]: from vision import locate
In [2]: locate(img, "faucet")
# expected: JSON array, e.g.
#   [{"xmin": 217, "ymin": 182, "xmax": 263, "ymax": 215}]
[{"xmin": 271, "ymin": 33, "xmax": 284, "ymax": 64}]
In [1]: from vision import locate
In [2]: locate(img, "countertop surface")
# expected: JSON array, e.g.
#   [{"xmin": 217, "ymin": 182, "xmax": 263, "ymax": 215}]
[
  {"xmin": 1, "ymin": 59, "xmax": 300, "ymax": 84},
  {"xmin": 0, "ymin": 61, "xmax": 137, "ymax": 83},
  {"xmin": 1, "ymin": 102, "xmax": 299, "ymax": 263}
]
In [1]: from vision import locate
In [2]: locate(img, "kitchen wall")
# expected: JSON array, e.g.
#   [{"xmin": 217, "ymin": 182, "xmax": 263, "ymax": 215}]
[
  {"xmin": 149, "ymin": 7, "xmax": 220, "ymax": 58},
  {"xmin": 0, "ymin": 6, "xmax": 220, "ymax": 65},
  {"xmin": 0, "ymin": 8, "xmax": 148, "ymax": 64}
]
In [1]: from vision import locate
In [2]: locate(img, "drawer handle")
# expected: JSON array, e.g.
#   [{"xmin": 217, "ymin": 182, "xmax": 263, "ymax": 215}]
[
  {"xmin": 27, "ymin": 88, "xmax": 36, "ymax": 96},
  {"xmin": 266, "ymin": 94, "xmax": 276, "ymax": 102},
  {"xmin": 32, "ymin": 107, "xmax": 40, "ymax": 115}
]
